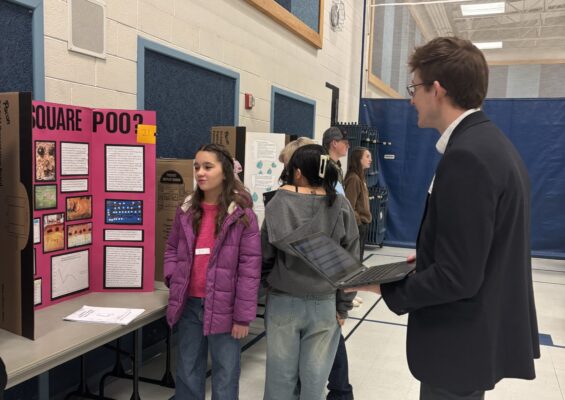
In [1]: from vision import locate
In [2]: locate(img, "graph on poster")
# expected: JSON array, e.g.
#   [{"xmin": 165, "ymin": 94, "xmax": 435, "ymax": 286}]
[{"xmin": 51, "ymin": 250, "xmax": 90, "ymax": 299}]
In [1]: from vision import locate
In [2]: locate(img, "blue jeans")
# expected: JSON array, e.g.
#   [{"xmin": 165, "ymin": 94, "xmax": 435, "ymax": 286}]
[
  {"xmin": 175, "ymin": 297, "xmax": 241, "ymax": 400},
  {"xmin": 264, "ymin": 291, "xmax": 340, "ymax": 400}
]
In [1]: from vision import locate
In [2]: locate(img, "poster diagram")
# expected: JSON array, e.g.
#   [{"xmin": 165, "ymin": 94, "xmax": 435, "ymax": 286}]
[
  {"xmin": 105, "ymin": 199, "xmax": 143, "ymax": 224},
  {"xmin": 51, "ymin": 250, "xmax": 90, "ymax": 299},
  {"xmin": 244, "ymin": 132, "xmax": 286, "ymax": 225}
]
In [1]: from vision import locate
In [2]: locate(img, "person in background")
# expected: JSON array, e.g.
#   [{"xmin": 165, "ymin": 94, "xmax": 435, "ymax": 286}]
[
  {"xmin": 344, "ymin": 147, "xmax": 373, "ymax": 262},
  {"xmin": 322, "ymin": 127, "xmax": 349, "ymax": 195},
  {"xmin": 164, "ymin": 143, "xmax": 261, "ymax": 400},
  {"xmin": 352, "ymin": 37, "xmax": 540, "ymax": 400},
  {"xmin": 262, "ymin": 144, "xmax": 359, "ymax": 400},
  {"xmin": 233, "ymin": 158, "xmax": 243, "ymax": 181},
  {"xmin": 0, "ymin": 357, "xmax": 6, "ymax": 400},
  {"xmin": 277, "ymin": 136, "xmax": 317, "ymax": 188},
  {"xmin": 279, "ymin": 137, "xmax": 317, "ymax": 167},
  {"xmin": 322, "ymin": 126, "xmax": 356, "ymax": 400}
]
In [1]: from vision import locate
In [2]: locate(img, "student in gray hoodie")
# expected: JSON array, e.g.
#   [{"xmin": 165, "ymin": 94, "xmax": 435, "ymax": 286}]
[{"xmin": 261, "ymin": 144, "xmax": 359, "ymax": 400}]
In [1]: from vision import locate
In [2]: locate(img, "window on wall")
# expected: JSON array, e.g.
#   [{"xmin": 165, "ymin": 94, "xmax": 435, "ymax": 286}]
[
  {"xmin": 367, "ymin": 3, "xmax": 565, "ymax": 99},
  {"xmin": 368, "ymin": 5, "xmax": 423, "ymax": 99},
  {"xmin": 0, "ymin": 0, "xmax": 33, "ymax": 93},
  {"xmin": 272, "ymin": 87, "xmax": 315, "ymax": 137},
  {"xmin": 245, "ymin": 0, "xmax": 324, "ymax": 48},
  {"xmin": 141, "ymin": 40, "xmax": 239, "ymax": 159}
]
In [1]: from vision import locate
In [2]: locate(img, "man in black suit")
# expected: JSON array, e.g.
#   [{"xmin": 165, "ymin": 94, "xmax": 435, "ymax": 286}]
[
  {"xmin": 352, "ymin": 37, "xmax": 540, "ymax": 399},
  {"xmin": 0, "ymin": 356, "xmax": 6, "ymax": 400}
]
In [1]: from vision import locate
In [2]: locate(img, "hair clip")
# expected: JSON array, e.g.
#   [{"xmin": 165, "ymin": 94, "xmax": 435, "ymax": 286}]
[{"xmin": 319, "ymin": 155, "xmax": 329, "ymax": 178}]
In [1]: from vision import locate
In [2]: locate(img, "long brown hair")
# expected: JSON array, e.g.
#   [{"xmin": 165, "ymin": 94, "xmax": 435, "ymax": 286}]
[
  {"xmin": 189, "ymin": 143, "xmax": 251, "ymax": 235},
  {"xmin": 345, "ymin": 147, "xmax": 369, "ymax": 184}
]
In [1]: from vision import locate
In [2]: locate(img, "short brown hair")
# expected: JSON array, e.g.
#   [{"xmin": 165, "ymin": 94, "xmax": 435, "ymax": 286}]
[{"xmin": 408, "ymin": 37, "xmax": 488, "ymax": 109}]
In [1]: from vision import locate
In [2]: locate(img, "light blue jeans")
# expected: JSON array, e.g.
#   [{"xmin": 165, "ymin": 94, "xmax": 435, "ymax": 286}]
[
  {"xmin": 175, "ymin": 297, "xmax": 241, "ymax": 400},
  {"xmin": 264, "ymin": 291, "xmax": 340, "ymax": 400}
]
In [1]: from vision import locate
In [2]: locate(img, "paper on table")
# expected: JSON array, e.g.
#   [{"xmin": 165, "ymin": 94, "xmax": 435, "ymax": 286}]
[{"xmin": 63, "ymin": 305, "xmax": 145, "ymax": 325}]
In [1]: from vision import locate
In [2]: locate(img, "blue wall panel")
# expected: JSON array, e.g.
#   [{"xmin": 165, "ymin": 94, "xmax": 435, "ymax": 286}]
[
  {"xmin": 144, "ymin": 49, "xmax": 237, "ymax": 159},
  {"xmin": 272, "ymin": 89, "xmax": 315, "ymax": 137},
  {"xmin": 0, "ymin": 0, "xmax": 33, "ymax": 93},
  {"xmin": 360, "ymin": 98, "xmax": 565, "ymax": 259}
]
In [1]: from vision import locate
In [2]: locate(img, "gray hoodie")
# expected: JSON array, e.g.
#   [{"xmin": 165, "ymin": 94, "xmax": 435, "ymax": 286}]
[{"xmin": 261, "ymin": 189, "xmax": 359, "ymax": 318}]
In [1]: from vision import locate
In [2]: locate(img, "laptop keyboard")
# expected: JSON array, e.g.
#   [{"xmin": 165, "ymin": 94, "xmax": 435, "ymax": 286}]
[{"xmin": 346, "ymin": 261, "xmax": 409, "ymax": 285}]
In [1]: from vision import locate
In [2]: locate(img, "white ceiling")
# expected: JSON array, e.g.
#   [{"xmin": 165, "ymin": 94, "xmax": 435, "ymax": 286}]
[{"xmin": 403, "ymin": 0, "xmax": 565, "ymax": 64}]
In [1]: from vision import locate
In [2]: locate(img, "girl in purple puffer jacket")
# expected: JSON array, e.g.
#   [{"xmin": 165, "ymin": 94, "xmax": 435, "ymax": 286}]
[{"xmin": 164, "ymin": 143, "xmax": 261, "ymax": 400}]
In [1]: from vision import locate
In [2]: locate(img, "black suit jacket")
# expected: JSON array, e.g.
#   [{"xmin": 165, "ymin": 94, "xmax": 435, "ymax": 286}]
[
  {"xmin": 0, "ymin": 356, "xmax": 6, "ymax": 400},
  {"xmin": 382, "ymin": 111, "xmax": 540, "ymax": 391}
]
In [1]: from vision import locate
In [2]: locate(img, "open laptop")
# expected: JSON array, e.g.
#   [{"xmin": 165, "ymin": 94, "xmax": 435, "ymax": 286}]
[{"xmin": 289, "ymin": 232, "xmax": 415, "ymax": 289}]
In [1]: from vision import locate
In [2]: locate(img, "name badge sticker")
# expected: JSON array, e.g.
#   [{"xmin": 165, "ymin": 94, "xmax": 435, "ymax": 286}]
[{"xmin": 195, "ymin": 248, "xmax": 211, "ymax": 255}]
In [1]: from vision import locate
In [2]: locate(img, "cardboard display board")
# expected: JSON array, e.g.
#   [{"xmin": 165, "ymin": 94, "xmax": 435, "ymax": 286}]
[
  {"xmin": 0, "ymin": 92, "xmax": 34, "ymax": 339},
  {"xmin": 211, "ymin": 126, "xmax": 290, "ymax": 225},
  {"xmin": 155, "ymin": 159, "xmax": 194, "ymax": 281},
  {"xmin": 210, "ymin": 126, "xmax": 246, "ymax": 181}
]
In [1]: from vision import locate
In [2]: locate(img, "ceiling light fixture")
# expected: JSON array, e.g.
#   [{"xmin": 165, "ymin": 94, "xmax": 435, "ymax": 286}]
[
  {"xmin": 473, "ymin": 41, "xmax": 503, "ymax": 49},
  {"xmin": 461, "ymin": 2, "xmax": 505, "ymax": 16}
]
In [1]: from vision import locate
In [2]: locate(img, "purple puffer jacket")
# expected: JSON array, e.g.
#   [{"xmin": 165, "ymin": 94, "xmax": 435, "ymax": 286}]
[{"xmin": 164, "ymin": 198, "xmax": 261, "ymax": 335}]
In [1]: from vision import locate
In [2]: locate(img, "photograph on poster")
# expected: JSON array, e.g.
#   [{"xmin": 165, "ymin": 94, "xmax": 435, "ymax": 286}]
[
  {"xmin": 67, "ymin": 222, "xmax": 93, "ymax": 248},
  {"xmin": 34, "ymin": 184, "xmax": 57, "ymax": 210},
  {"xmin": 51, "ymin": 249, "xmax": 89, "ymax": 299},
  {"xmin": 105, "ymin": 145, "xmax": 145, "ymax": 192},
  {"xmin": 61, "ymin": 142, "xmax": 89, "ymax": 176},
  {"xmin": 33, "ymin": 218, "xmax": 41, "ymax": 244},
  {"xmin": 61, "ymin": 179, "xmax": 88, "ymax": 193},
  {"xmin": 104, "ymin": 246, "xmax": 143, "ymax": 288},
  {"xmin": 104, "ymin": 229, "xmax": 144, "ymax": 242},
  {"xmin": 35, "ymin": 141, "xmax": 56, "ymax": 181},
  {"xmin": 43, "ymin": 213, "xmax": 65, "ymax": 253},
  {"xmin": 66, "ymin": 195, "xmax": 92, "ymax": 221},
  {"xmin": 105, "ymin": 199, "xmax": 143, "ymax": 225},
  {"xmin": 34, "ymin": 278, "xmax": 42, "ymax": 306}
]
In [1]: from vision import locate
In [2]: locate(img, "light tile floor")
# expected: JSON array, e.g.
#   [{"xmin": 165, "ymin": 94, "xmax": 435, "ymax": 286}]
[{"xmin": 96, "ymin": 246, "xmax": 565, "ymax": 400}]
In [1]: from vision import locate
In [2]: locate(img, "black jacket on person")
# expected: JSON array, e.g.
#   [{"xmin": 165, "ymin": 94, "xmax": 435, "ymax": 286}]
[
  {"xmin": 0, "ymin": 356, "xmax": 6, "ymax": 400},
  {"xmin": 381, "ymin": 111, "xmax": 540, "ymax": 391}
]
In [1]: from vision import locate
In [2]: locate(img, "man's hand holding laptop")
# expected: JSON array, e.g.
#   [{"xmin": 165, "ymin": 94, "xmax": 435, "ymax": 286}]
[{"xmin": 345, "ymin": 254, "xmax": 416, "ymax": 294}]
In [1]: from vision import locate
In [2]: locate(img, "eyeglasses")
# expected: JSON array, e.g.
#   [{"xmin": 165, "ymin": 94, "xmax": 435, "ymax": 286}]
[{"xmin": 406, "ymin": 82, "xmax": 427, "ymax": 97}]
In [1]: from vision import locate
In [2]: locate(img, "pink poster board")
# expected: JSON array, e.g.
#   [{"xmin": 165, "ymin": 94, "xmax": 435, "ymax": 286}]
[{"xmin": 32, "ymin": 101, "xmax": 156, "ymax": 309}]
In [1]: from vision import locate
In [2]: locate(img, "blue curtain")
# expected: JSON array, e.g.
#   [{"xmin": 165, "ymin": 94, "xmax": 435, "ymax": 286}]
[{"xmin": 360, "ymin": 98, "xmax": 565, "ymax": 259}]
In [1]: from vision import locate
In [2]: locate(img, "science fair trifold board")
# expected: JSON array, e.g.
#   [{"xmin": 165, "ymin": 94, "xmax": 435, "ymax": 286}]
[{"xmin": 1, "ymin": 92, "xmax": 157, "ymax": 339}]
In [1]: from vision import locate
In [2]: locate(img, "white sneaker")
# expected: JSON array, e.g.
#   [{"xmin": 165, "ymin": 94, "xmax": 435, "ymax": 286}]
[
  {"xmin": 352, "ymin": 299, "xmax": 361, "ymax": 307},
  {"xmin": 354, "ymin": 296, "xmax": 364, "ymax": 304}
]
